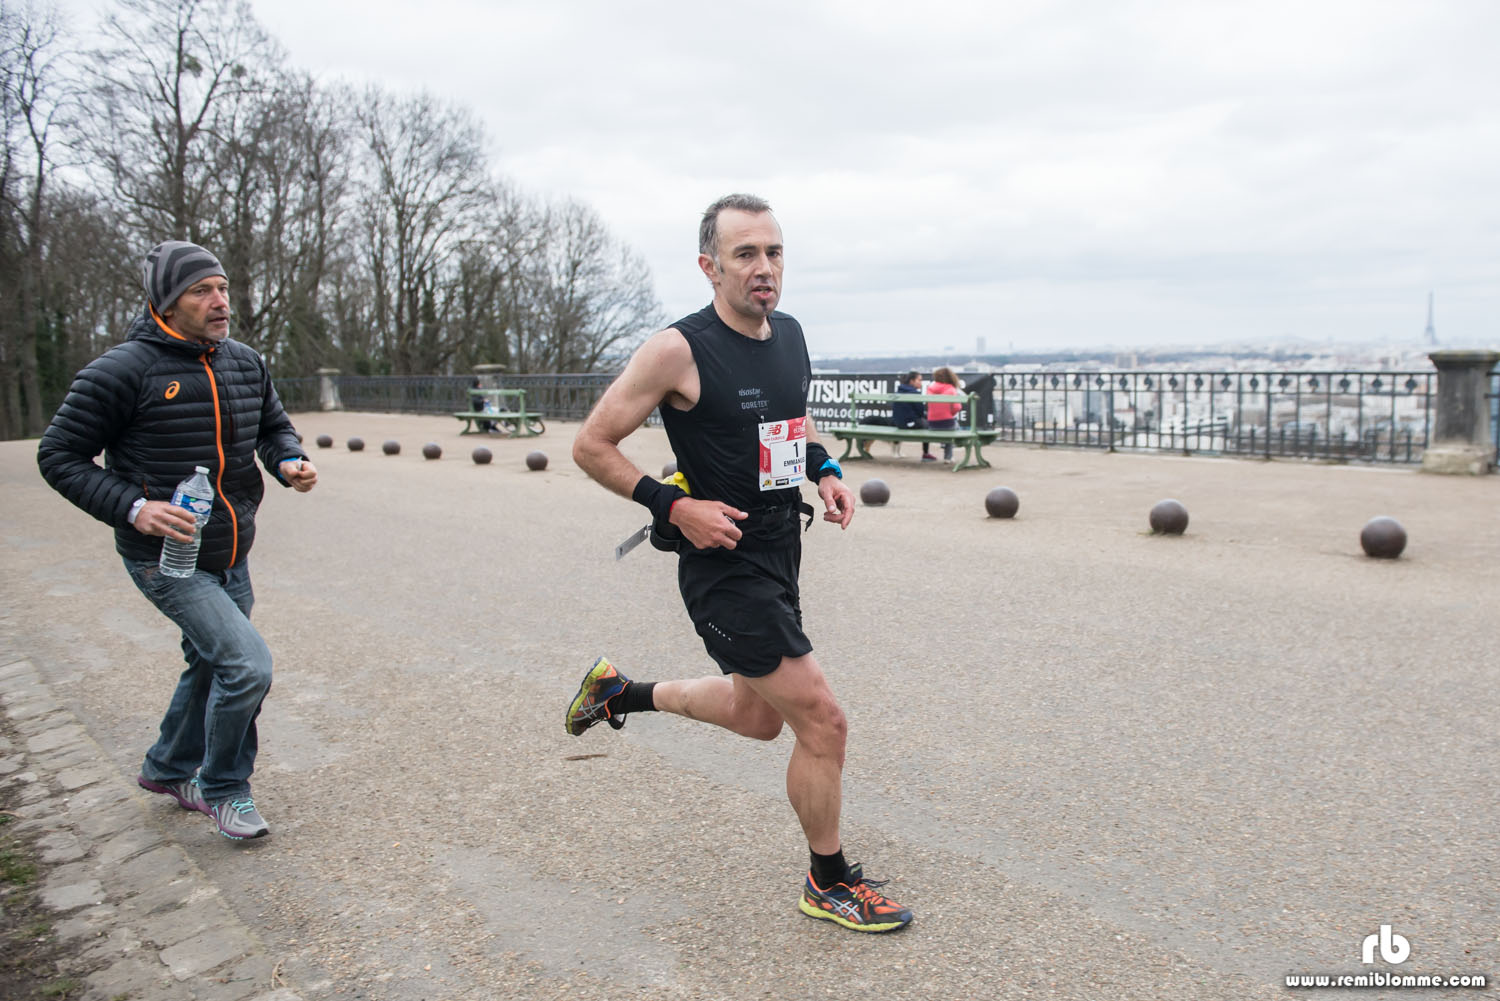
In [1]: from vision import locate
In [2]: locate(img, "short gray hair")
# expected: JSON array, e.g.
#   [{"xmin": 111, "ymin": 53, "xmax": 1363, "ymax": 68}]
[{"xmin": 699, "ymin": 193, "xmax": 773, "ymax": 258}]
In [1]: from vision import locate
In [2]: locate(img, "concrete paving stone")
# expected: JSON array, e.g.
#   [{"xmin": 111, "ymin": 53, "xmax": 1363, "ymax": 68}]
[
  {"xmin": 36, "ymin": 827, "xmax": 87, "ymax": 863},
  {"xmin": 0, "ymin": 680, "xmax": 46, "ymax": 704},
  {"xmin": 36, "ymin": 744, "xmax": 102, "ymax": 772},
  {"xmin": 160, "ymin": 925, "xmax": 257, "ymax": 980},
  {"xmin": 81, "ymin": 955, "xmax": 186, "ymax": 1001},
  {"xmin": 0, "ymin": 658, "xmax": 36, "ymax": 680},
  {"xmin": 56, "ymin": 765, "xmax": 110, "ymax": 791},
  {"xmin": 41, "ymin": 877, "xmax": 105, "ymax": 911},
  {"xmin": 95, "ymin": 825, "xmax": 165, "ymax": 866},
  {"xmin": 5, "ymin": 700, "xmax": 66, "ymax": 724},
  {"xmin": 42, "ymin": 858, "xmax": 96, "ymax": 887},
  {"xmin": 117, "ymin": 873, "xmax": 203, "ymax": 916},
  {"xmin": 70, "ymin": 801, "xmax": 147, "ymax": 840},
  {"xmin": 77, "ymin": 922, "xmax": 144, "ymax": 967},
  {"xmin": 114, "ymin": 843, "xmax": 194, "ymax": 891},
  {"xmin": 10, "ymin": 714, "xmax": 75, "ymax": 741},
  {"xmin": 25, "ymin": 721, "xmax": 87, "ymax": 753},
  {"xmin": 53, "ymin": 902, "xmax": 119, "ymax": 941},
  {"xmin": 67, "ymin": 778, "xmax": 134, "ymax": 811},
  {"xmin": 10, "ymin": 786, "xmax": 58, "ymax": 816},
  {"xmin": 138, "ymin": 895, "xmax": 237, "ymax": 949}
]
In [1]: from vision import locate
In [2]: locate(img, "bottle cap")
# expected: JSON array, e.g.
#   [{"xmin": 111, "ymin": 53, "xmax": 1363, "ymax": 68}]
[{"xmin": 194, "ymin": 465, "xmax": 209, "ymax": 473}]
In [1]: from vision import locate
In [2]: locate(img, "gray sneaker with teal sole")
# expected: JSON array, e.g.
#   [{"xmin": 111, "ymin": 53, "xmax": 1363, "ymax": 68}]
[
  {"xmin": 137, "ymin": 774, "xmax": 209, "ymax": 814},
  {"xmin": 210, "ymin": 798, "xmax": 270, "ymax": 840}
]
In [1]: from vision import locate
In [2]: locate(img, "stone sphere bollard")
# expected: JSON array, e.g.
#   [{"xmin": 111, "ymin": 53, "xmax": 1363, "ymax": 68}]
[
  {"xmin": 526, "ymin": 451, "xmax": 548, "ymax": 471},
  {"xmin": 381, "ymin": 440, "xmax": 401, "ymax": 456},
  {"xmin": 985, "ymin": 486, "xmax": 1019, "ymax": 519},
  {"xmin": 422, "ymin": 443, "xmax": 442, "ymax": 460},
  {"xmin": 1149, "ymin": 498, "xmax": 1188, "ymax": 535},
  {"xmin": 471, "ymin": 447, "xmax": 492, "ymax": 465},
  {"xmin": 1360, "ymin": 516, "xmax": 1407, "ymax": 559},
  {"xmin": 347, "ymin": 437, "xmax": 364, "ymax": 452},
  {"xmin": 662, "ymin": 460, "xmax": 678, "ymax": 478},
  {"xmin": 859, "ymin": 479, "xmax": 890, "ymax": 506},
  {"xmin": 316, "ymin": 434, "xmax": 333, "ymax": 449}
]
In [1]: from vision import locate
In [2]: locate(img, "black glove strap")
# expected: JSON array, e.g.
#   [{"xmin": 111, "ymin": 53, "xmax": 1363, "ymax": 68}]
[
  {"xmin": 806, "ymin": 441, "xmax": 838, "ymax": 483},
  {"xmin": 632, "ymin": 474, "xmax": 688, "ymax": 526}
]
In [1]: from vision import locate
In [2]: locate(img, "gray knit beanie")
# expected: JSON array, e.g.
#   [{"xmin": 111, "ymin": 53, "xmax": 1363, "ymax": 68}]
[{"xmin": 142, "ymin": 241, "xmax": 227, "ymax": 313}]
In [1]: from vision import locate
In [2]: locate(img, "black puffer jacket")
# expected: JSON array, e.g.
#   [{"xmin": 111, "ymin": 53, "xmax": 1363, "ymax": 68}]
[{"xmin": 37, "ymin": 309, "xmax": 304, "ymax": 570}]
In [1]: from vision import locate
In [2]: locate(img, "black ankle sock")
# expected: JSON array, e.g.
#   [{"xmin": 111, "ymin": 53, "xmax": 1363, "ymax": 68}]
[
  {"xmin": 810, "ymin": 848, "xmax": 850, "ymax": 888},
  {"xmin": 617, "ymin": 681, "xmax": 657, "ymax": 715}
]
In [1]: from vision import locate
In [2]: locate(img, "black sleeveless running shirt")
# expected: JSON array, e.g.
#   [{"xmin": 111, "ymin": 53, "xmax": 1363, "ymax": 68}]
[{"xmin": 660, "ymin": 304, "xmax": 812, "ymax": 516}]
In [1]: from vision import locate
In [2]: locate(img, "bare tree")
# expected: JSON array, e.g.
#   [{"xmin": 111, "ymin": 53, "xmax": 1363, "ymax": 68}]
[
  {"xmin": 512, "ymin": 200, "xmax": 662, "ymax": 373},
  {"xmin": 0, "ymin": 0, "xmax": 73, "ymax": 437},
  {"xmin": 0, "ymin": 1, "xmax": 669, "ymax": 439},
  {"xmin": 0, "ymin": 1, "xmax": 23, "ymax": 438},
  {"xmin": 353, "ymin": 86, "xmax": 488, "ymax": 374},
  {"xmin": 446, "ymin": 182, "xmax": 550, "ymax": 372},
  {"xmin": 210, "ymin": 70, "xmax": 349, "ymax": 368},
  {"xmin": 84, "ymin": 0, "xmax": 275, "ymax": 242},
  {"xmin": 39, "ymin": 187, "xmax": 138, "ymax": 380}
]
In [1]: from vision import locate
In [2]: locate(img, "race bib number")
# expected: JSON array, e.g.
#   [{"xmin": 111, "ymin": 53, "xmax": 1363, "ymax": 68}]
[{"xmin": 758, "ymin": 416, "xmax": 807, "ymax": 490}]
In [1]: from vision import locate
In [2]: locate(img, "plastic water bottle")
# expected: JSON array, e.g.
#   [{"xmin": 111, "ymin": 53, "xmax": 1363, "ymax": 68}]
[{"xmin": 158, "ymin": 466, "xmax": 214, "ymax": 578}]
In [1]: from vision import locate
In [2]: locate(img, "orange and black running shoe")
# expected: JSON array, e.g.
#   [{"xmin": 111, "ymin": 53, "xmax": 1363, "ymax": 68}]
[
  {"xmin": 564, "ymin": 656, "xmax": 631, "ymax": 736},
  {"xmin": 799, "ymin": 864, "xmax": 913, "ymax": 933}
]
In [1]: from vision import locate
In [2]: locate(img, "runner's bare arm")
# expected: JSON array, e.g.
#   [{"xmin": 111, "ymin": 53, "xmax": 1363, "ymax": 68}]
[
  {"xmin": 573, "ymin": 328, "xmax": 696, "ymax": 497},
  {"xmin": 573, "ymin": 327, "xmax": 747, "ymax": 549}
]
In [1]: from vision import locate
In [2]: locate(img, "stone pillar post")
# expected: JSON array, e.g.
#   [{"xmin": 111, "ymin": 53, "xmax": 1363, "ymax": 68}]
[
  {"xmin": 316, "ymin": 368, "xmax": 341, "ymax": 412},
  {"xmin": 473, "ymin": 363, "xmax": 508, "ymax": 388},
  {"xmin": 1420, "ymin": 350, "xmax": 1499, "ymax": 475}
]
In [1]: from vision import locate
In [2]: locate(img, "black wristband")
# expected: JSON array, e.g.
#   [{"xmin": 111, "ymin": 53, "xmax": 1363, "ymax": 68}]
[
  {"xmin": 632, "ymin": 474, "xmax": 688, "ymax": 525},
  {"xmin": 805, "ymin": 442, "xmax": 836, "ymax": 482}
]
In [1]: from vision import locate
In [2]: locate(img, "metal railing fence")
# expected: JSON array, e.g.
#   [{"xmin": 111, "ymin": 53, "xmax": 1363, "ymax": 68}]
[
  {"xmin": 273, "ymin": 373, "xmax": 618, "ymax": 422},
  {"xmin": 492, "ymin": 374, "xmax": 617, "ymax": 422},
  {"xmin": 1490, "ymin": 369, "xmax": 1499, "ymax": 467},
  {"xmin": 273, "ymin": 367, "xmax": 1485, "ymax": 467},
  {"xmin": 273, "ymin": 376, "xmax": 321, "ymax": 413},
  {"xmin": 807, "ymin": 370, "xmax": 1439, "ymax": 464},
  {"xmin": 988, "ymin": 370, "xmax": 1435, "ymax": 463}
]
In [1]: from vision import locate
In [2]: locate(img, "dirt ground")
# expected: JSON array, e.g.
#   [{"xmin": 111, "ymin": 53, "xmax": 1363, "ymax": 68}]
[
  {"xmin": 0, "ymin": 743, "xmax": 86, "ymax": 1000},
  {"xmin": 3, "ymin": 412, "xmax": 1498, "ymax": 1000}
]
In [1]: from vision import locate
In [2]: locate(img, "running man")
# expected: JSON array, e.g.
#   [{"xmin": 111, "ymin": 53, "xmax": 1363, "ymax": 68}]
[{"xmin": 566, "ymin": 193, "xmax": 912, "ymax": 933}]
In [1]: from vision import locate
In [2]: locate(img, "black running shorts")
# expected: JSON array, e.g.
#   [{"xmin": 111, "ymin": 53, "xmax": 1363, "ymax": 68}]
[{"xmin": 677, "ymin": 542, "xmax": 811, "ymax": 677}]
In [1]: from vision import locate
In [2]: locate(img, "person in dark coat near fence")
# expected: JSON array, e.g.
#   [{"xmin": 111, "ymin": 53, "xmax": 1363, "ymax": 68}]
[{"xmin": 37, "ymin": 240, "xmax": 317, "ymax": 841}]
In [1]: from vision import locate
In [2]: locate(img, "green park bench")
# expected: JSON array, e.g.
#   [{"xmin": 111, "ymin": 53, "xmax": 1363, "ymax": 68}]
[
  {"xmin": 827, "ymin": 391, "xmax": 997, "ymax": 471},
  {"xmin": 454, "ymin": 388, "xmax": 546, "ymax": 437}
]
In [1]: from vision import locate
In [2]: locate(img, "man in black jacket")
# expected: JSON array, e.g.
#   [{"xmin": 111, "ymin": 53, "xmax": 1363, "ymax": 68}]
[{"xmin": 37, "ymin": 240, "xmax": 317, "ymax": 840}]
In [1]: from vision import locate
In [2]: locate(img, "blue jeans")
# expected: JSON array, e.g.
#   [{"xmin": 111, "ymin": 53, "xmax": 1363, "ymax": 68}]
[
  {"xmin": 924, "ymin": 418, "xmax": 957, "ymax": 460},
  {"xmin": 124, "ymin": 558, "xmax": 272, "ymax": 805}
]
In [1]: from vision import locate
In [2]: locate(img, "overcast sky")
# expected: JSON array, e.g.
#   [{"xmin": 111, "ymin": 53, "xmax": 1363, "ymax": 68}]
[{"xmin": 62, "ymin": 0, "xmax": 1500, "ymax": 356}]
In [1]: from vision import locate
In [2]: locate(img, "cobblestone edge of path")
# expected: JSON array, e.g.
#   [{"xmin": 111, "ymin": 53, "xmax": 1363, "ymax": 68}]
[{"xmin": 0, "ymin": 653, "xmax": 306, "ymax": 1001}]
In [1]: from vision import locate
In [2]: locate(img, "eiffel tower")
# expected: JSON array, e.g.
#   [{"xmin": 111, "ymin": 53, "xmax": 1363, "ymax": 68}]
[{"xmin": 1423, "ymin": 292, "xmax": 1437, "ymax": 345}]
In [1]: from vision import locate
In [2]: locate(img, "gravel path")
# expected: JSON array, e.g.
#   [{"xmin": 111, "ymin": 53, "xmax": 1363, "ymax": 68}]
[{"xmin": 2, "ymin": 412, "xmax": 1495, "ymax": 1000}]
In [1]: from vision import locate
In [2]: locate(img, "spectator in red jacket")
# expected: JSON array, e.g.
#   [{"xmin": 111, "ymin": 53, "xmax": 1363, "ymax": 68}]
[{"xmin": 922, "ymin": 366, "xmax": 962, "ymax": 462}]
